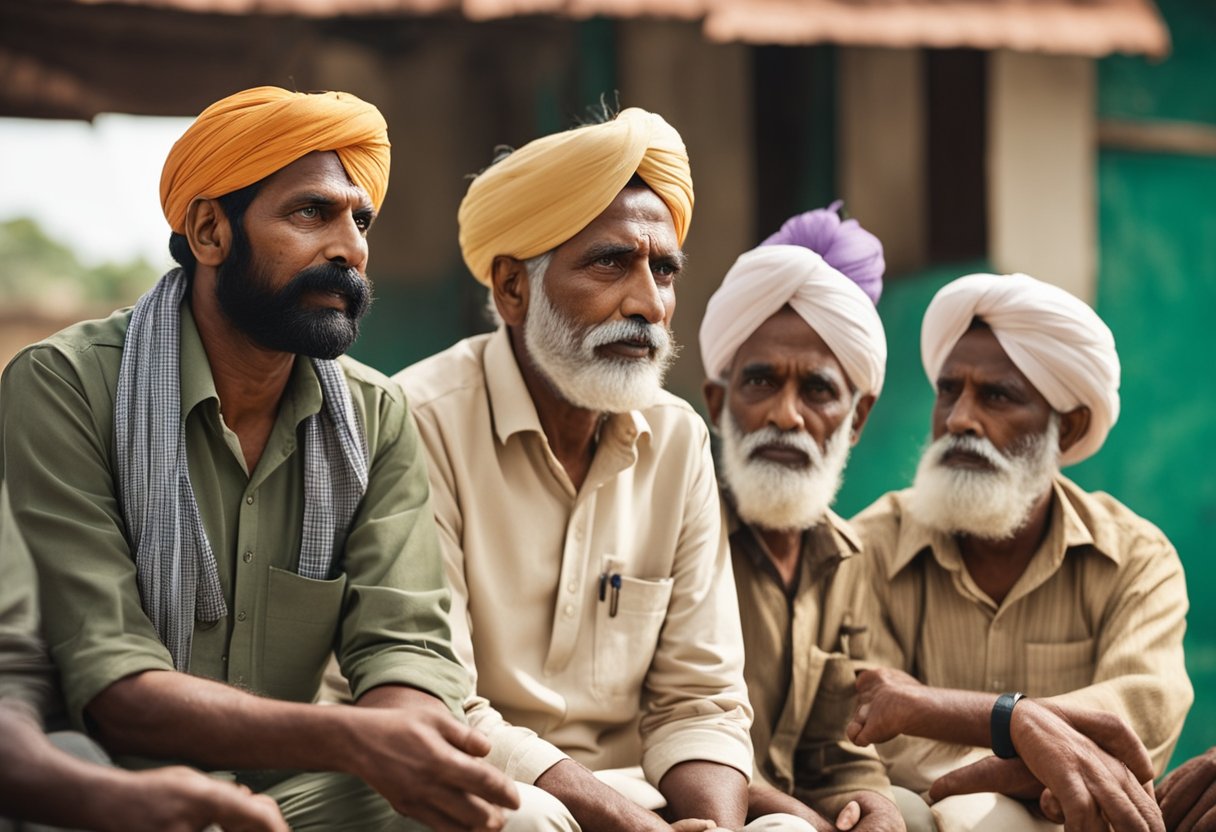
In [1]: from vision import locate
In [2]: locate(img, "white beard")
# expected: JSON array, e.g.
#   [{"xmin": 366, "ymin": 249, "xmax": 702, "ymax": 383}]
[
  {"xmin": 523, "ymin": 269, "xmax": 676, "ymax": 414},
  {"xmin": 904, "ymin": 417, "xmax": 1060, "ymax": 541},
  {"xmin": 719, "ymin": 404, "xmax": 854, "ymax": 532}
]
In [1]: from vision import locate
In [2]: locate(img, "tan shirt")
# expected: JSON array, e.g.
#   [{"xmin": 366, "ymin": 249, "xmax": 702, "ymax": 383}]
[
  {"xmin": 395, "ymin": 328, "xmax": 754, "ymax": 787},
  {"xmin": 730, "ymin": 504, "xmax": 893, "ymax": 812},
  {"xmin": 854, "ymin": 475, "xmax": 1192, "ymax": 780}
]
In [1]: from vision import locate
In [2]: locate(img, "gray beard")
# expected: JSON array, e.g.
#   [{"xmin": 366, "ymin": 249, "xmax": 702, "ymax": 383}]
[
  {"xmin": 718, "ymin": 404, "xmax": 854, "ymax": 531},
  {"xmin": 904, "ymin": 417, "xmax": 1060, "ymax": 540},
  {"xmin": 523, "ymin": 269, "xmax": 676, "ymax": 413}
]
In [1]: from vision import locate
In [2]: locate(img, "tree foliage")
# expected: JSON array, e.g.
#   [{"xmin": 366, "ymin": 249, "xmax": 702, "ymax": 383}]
[{"xmin": 0, "ymin": 217, "xmax": 159, "ymax": 308}]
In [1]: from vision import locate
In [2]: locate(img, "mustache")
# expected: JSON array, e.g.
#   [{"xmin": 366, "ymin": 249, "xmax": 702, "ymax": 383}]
[
  {"xmin": 739, "ymin": 425, "xmax": 822, "ymax": 464},
  {"xmin": 928, "ymin": 433, "xmax": 1013, "ymax": 471},
  {"xmin": 279, "ymin": 263, "xmax": 372, "ymax": 319},
  {"xmin": 584, "ymin": 317, "xmax": 670, "ymax": 352}
]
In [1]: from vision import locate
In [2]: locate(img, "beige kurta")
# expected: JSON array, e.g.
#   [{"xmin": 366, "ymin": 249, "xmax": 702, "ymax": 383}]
[
  {"xmin": 730, "ymin": 503, "xmax": 894, "ymax": 814},
  {"xmin": 854, "ymin": 475, "xmax": 1192, "ymax": 791},
  {"xmin": 395, "ymin": 328, "xmax": 754, "ymax": 788}
]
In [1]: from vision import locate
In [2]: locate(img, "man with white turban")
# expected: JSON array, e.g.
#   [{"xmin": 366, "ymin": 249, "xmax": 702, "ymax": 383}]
[
  {"xmin": 846, "ymin": 273, "xmax": 1190, "ymax": 832},
  {"xmin": 700, "ymin": 207, "xmax": 933, "ymax": 832},
  {"xmin": 0, "ymin": 87, "xmax": 519, "ymax": 830},
  {"xmin": 396, "ymin": 108, "xmax": 809, "ymax": 831}
]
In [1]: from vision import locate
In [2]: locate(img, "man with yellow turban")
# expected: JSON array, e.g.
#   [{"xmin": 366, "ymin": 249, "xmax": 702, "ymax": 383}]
[
  {"xmin": 845, "ymin": 273, "xmax": 1190, "ymax": 832},
  {"xmin": 0, "ymin": 86, "xmax": 518, "ymax": 830},
  {"xmin": 699, "ymin": 206, "xmax": 934, "ymax": 832},
  {"xmin": 397, "ymin": 109, "xmax": 807, "ymax": 831}
]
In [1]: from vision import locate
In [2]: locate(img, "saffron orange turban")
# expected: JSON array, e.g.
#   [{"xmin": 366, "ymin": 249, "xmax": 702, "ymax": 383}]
[
  {"xmin": 922, "ymin": 273, "xmax": 1121, "ymax": 466},
  {"xmin": 457, "ymin": 108, "xmax": 694, "ymax": 286},
  {"xmin": 160, "ymin": 86, "xmax": 390, "ymax": 234}
]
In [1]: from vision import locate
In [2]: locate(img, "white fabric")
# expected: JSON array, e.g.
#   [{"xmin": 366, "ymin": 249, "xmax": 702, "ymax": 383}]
[
  {"xmin": 920, "ymin": 273, "xmax": 1120, "ymax": 467},
  {"xmin": 699, "ymin": 245, "xmax": 887, "ymax": 397}
]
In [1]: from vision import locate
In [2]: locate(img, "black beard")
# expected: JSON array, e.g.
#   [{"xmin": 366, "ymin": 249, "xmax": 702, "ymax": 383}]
[{"xmin": 214, "ymin": 226, "xmax": 372, "ymax": 360}]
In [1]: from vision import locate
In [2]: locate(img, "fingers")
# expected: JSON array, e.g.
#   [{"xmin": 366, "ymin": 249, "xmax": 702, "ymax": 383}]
[
  {"xmin": 1173, "ymin": 775, "xmax": 1216, "ymax": 832},
  {"xmin": 846, "ymin": 704, "xmax": 870, "ymax": 746},
  {"xmin": 1040, "ymin": 789, "xmax": 1065, "ymax": 824},
  {"xmin": 432, "ymin": 749, "xmax": 520, "ymax": 811},
  {"xmin": 1079, "ymin": 755, "xmax": 1162, "ymax": 832},
  {"xmin": 929, "ymin": 756, "xmax": 1039, "ymax": 803},
  {"xmin": 834, "ymin": 800, "xmax": 861, "ymax": 830},
  {"xmin": 214, "ymin": 793, "xmax": 289, "ymax": 832},
  {"xmin": 669, "ymin": 819, "xmax": 717, "ymax": 831},
  {"xmin": 1160, "ymin": 758, "xmax": 1216, "ymax": 830},
  {"xmin": 437, "ymin": 715, "xmax": 494, "ymax": 758},
  {"xmin": 1068, "ymin": 709, "xmax": 1157, "ymax": 787}
]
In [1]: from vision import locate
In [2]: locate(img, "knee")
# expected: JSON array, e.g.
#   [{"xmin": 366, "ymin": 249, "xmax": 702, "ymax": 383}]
[{"xmin": 502, "ymin": 783, "xmax": 579, "ymax": 832}]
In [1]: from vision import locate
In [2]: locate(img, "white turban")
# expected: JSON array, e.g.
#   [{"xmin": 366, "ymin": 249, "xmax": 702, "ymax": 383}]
[
  {"xmin": 921, "ymin": 272, "xmax": 1120, "ymax": 467},
  {"xmin": 700, "ymin": 245, "xmax": 887, "ymax": 397}
]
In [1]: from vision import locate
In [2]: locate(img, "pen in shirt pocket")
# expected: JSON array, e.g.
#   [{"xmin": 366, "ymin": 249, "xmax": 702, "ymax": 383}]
[{"xmin": 598, "ymin": 572, "xmax": 622, "ymax": 617}]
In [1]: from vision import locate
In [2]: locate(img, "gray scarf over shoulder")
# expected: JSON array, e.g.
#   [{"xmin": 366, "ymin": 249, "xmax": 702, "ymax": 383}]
[{"xmin": 115, "ymin": 270, "xmax": 368, "ymax": 670}]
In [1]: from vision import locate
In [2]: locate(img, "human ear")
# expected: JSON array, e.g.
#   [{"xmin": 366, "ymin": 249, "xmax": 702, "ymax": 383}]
[
  {"xmin": 184, "ymin": 198, "xmax": 232, "ymax": 268},
  {"xmin": 491, "ymin": 255, "xmax": 529, "ymax": 328},
  {"xmin": 1057, "ymin": 406, "xmax": 1091, "ymax": 454},
  {"xmin": 850, "ymin": 393, "xmax": 877, "ymax": 445}
]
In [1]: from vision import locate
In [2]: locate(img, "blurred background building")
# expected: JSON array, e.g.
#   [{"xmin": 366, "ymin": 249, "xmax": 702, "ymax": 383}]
[{"xmin": 1, "ymin": 0, "xmax": 1213, "ymax": 767}]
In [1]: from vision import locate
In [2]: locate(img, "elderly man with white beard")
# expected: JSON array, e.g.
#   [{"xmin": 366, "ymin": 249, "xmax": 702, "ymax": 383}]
[
  {"xmin": 394, "ymin": 109, "xmax": 813, "ymax": 832},
  {"xmin": 846, "ymin": 273, "xmax": 1190, "ymax": 832},
  {"xmin": 699, "ymin": 207, "xmax": 932, "ymax": 832}
]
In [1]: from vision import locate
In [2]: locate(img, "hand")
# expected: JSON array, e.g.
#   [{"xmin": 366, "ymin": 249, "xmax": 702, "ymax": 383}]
[
  {"xmin": 99, "ymin": 766, "xmax": 287, "ymax": 832},
  {"xmin": 847, "ymin": 668, "xmax": 924, "ymax": 747},
  {"xmin": 930, "ymin": 699, "xmax": 1162, "ymax": 832},
  {"xmin": 832, "ymin": 791, "xmax": 906, "ymax": 832},
  {"xmin": 353, "ymin": 686, "xmax": 520, "ymax": 832},
  {"xmin": 670, "ymin": 819, "xmax": 717, "ymax": 831},
  {"xmin": 1157, "ymin": 747, "xmax": 1216, "ymax": 832}
]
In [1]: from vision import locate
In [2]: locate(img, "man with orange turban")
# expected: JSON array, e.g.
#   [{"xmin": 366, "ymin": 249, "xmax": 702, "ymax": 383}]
[
  {"xmin": 396, "ymin": 109, "xmax": 810, "ymax": 831},
  {"xmin": 0, "ymin": 86, "xmax": 518, "ymax": 830},
  {"xmin": 846, "ymin": 273, "xmax": 1189, "ymax": 832}
]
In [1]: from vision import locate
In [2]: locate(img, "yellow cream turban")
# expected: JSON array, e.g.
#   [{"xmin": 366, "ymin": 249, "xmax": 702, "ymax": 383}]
[
  {"xmin": 160, "ymin": 86, "xmax": 390, "ymax": 234},
  {"xmin": 457, "ymin": 108, "xmax": 694, "ymax": 286},
  {"xmin": 700, "ymin": 246, "xmax": 887, "ymax": 397},
  {"xmin": 922, "ymin": 273, "xmax": 1121, "ymax": 467}
]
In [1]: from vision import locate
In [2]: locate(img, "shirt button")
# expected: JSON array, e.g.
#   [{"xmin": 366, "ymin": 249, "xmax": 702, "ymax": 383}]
[
  {"xmin": 567, "ymin": 582, "xmax": 578, "ymax": 593},
  {"xmin": 563, "ymin": 604, "xmax": 575, "ymax": 618},
  {"xmin": 245, "ymin": 495, "xmax": 254, "ymax": 505},
  {"xmin": 243, "ymin": 551, "xmax": 254, "ymax": 564},
  {"xmin": 221, "ymin": 655, "xmax": 228, "ymax": 663},
  {"xmin": 237, "ymin": 610, "xmax": 247, "ymax": 622}
]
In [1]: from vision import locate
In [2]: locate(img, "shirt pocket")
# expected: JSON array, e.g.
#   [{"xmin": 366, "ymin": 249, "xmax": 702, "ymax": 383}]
[
  {"xmin": 1024, "ymin": 638, "xmax": 1095, "ymax": 696},
  {"xmin": 261, "ymin": 566, "xmax": 347, "ymax": 702},
  {"xmin": 593, "ymin": 557, "xmax": 674, "ymax": 700},
  {"xmin": 804, "ymin": 649, "xmax": 859, "ymax": 743}
]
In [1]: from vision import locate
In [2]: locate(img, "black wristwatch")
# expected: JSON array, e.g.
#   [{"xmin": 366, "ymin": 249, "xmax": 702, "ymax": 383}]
[{"xmin": 990, "ymin": 692, "xmax": 1026, "ymax": 759}]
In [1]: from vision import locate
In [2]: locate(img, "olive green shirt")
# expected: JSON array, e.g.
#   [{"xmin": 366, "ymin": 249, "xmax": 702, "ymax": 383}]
[
  {"xmin": 729, "ymin": 502, "xmax": 893, "ymax": 812},
  {"xmin": 0, "ymin": 302, "xmax": 468, "ymax": 730},
  {"xmin": 0, "ymin": 482, "xmax": 55, "ymax": 724}
]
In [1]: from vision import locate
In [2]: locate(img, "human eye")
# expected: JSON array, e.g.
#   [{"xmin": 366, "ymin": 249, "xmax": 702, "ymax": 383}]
[{"xmin": 296, "ymin": 205, "xmax": 322, "ymax": 220}]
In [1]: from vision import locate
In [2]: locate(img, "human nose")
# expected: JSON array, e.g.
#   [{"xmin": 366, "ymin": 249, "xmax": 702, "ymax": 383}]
[
  {"xmin": 619, "ymin": 262, "xmax": 666, "ymax": 325},
  {"xmin": 324, "ymin": 213, "xmax": 369, "ymax": 272},
  {"xmin": 767, "ymin": 383, "xmax": 806, "ymax": 432},
  {"xmin": 944, "ymin": 388, "xmax": 982, "ymax": 437}
]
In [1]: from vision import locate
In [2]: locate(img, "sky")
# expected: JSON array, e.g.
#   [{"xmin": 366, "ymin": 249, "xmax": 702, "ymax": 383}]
[{"xmin": 0, "ymin": 114, "xmax": 193, "ymax": 268}]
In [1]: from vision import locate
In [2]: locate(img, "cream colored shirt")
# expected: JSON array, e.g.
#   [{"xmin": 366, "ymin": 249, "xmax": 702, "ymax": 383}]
[
  {"xmin": 729, "ymin": 504, "xmax": 893, "ymax": 812},
  {"xmin": 854, "ymin": 475, "xmax": 1192, "ymax": 784},
  {"xmin": 395, "ymin": 328, "xmax": 754, "ymax": 787}
]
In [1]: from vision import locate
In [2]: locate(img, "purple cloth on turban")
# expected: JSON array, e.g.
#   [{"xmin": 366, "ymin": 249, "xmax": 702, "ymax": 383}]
[{"xmin": 762, "ymin": 200, "xmax": 885, "ymax": 305}]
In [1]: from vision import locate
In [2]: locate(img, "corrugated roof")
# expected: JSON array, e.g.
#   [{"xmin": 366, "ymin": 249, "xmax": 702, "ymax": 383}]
[{"xmin": 66, "ymin": 0, "xmax": 1170, "ymax": 57}]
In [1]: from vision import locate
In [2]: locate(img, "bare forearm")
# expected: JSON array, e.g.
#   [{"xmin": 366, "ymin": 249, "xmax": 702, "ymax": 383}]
[
  {"xmin": 86, "ymin": 669, "xmax": 364, "ymax": 773},
  {"xmin": 534, "ymin": 759, "xmax": 668, "ymax": 832},
  {"xmin": 661, "ymin": 760, "xmax": 748, "ymax": 828},
  {"xmin": 894, "ymin": 687, "xmax": 1000, "ymax": 748}
]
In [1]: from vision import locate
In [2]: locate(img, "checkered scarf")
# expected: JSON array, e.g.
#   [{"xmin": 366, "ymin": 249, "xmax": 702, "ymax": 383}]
[{"xmin": 115, "ymin": 270, "xmax": 368, "ymax": 670}]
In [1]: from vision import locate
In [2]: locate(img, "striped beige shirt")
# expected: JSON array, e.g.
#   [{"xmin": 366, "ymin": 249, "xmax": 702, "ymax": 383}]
[{"xmin": 854, "ymin": 475, "xmax": 1191, "ymax": 777}]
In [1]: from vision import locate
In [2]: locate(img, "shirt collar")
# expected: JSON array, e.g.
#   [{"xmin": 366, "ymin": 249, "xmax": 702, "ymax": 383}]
[
  {"xmin": 887, "ymin": 474, "xmax": 1121, "ymax": 579},
  {"xmin": 483, "ymin": 325, "xmax": 652, "ymax": 449},
  {"xmin": 178, "ymin": 300, "xmax": 323, "ymax": 428},
  {"xmin": 726, "ymin": 496, "xmax": 861, "ymax": 569}
]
